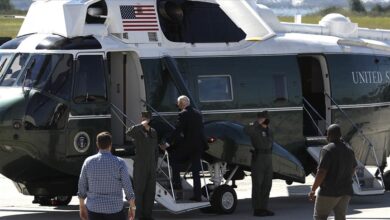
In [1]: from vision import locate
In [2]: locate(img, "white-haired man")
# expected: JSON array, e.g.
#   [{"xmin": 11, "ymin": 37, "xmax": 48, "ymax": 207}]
[{"xmin": 161, "ymin": 95, "xmax": 207, "ymax": 201}]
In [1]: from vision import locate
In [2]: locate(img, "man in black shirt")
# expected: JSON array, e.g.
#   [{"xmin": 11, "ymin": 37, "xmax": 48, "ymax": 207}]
[{"xmin": 309, "ymin": 124, "xmax": 357, "ymax": 220}]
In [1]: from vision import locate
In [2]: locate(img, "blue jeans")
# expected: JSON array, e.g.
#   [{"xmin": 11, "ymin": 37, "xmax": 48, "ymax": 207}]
[{"xmin": 88, "ymin": 209, "xmax": 126, "ymax": 220}]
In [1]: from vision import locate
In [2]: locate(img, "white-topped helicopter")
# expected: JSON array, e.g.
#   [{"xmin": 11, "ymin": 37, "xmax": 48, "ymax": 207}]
[{"xmin": 0, "ymin": 0, "xmax": 389, "ymax": 214}]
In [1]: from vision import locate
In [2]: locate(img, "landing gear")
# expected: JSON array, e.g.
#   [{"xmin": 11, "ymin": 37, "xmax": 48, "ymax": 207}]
[
  {"xmin": 200, "ymin": 162, "xmax": 239, "ymax": 214},
  {"xmin": 33, "ymin": 195, "xmax": 72, "ymax": 206},
  {"xmin": 201, "ymin": 184, "xmax": 238, "ymax": 214},
  {"xmin": 383, "ymin": 170, "xmax": 390, "ymax": 191},
  {"xmin": 210, "ymin": 185, "xmax": 237, "ymax": 214}
]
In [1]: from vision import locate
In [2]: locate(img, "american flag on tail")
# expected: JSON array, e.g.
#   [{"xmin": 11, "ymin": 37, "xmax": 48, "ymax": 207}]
[{"xmin": 120, "ymin": 5, "xmax": 159, "ymax": 32}]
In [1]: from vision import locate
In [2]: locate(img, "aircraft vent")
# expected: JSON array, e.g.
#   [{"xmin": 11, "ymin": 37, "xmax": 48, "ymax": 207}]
[
  {"xmin": 86, "ymin": 0, "xmax": 108, "ymax": 24},
  {"xmin": 148, "ymin": 32, "xmax": 159, "ymax": 42}
]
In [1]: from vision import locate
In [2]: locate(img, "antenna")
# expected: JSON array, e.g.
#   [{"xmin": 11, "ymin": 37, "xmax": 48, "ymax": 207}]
[{"xmin": 292, "ymin": 0, "xmax": 303, "ymax": 24}]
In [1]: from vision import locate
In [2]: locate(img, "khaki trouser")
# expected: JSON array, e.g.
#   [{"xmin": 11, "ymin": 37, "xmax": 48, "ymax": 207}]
[
  {"xmin": 251, "ymin": 154, "xmax": 273, "ymax": 210},
  {"xmin": 314, "ymin": 195, "xmax": 351, "ymax": 220}
]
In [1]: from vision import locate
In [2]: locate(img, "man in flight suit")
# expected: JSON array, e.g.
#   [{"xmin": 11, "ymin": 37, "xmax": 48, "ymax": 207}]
[
  {"xmin": 126, "ymin": 111, "xmax": 158, "ymax": 220},
  {"xmin": 244, "ymin": 111, "xmax": 274, "ymax": 217}
]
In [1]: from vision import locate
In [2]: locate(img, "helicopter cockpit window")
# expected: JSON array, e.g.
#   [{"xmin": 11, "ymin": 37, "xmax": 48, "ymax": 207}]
[
  {"xmin": 198, "ymin": 75, "xmax": 233, "ymax": 102},
  {"xmin": 0, "ymin": 53, "xmax": 12, "ymax": 80},
  {"xmin": 6, "ymin": 54, "xmax": 73, "ymax": 99},
  {"xmin": 73, "ymin": 55, "xmax": 107, "ymax": 103},
  {"xmin": 0, "ymin": 53, "xmax": 29, "ymax": 87}
]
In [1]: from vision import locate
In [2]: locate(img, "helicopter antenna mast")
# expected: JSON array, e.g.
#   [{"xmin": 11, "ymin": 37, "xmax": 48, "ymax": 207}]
[{"xmin": 292, "ymin": 0, "xmax": 303, "ymax": 24}]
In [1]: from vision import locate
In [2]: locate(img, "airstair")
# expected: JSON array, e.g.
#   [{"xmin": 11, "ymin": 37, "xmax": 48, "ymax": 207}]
[
  {"xmin": 122, "ymin": 152, "xmax": 211, "ymax": 214},
  {"xmin": 111, "ymin": 101, "xmax": 239, "ymax": 214},
  {"xmin": 303, "ymin": 95, "xmax": 385, "ymax": 196}
]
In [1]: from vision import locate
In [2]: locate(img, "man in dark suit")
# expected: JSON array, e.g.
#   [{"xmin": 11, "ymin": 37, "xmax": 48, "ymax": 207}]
[{"xmin": 161, "ymin": 95, "xmax": 206, "ymax": 202}]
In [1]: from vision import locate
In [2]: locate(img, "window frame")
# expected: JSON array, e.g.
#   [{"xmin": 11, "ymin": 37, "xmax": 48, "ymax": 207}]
[
  {"xmin": 73, "ymin": 54, "xmax": 108, "ymax": 104},
  {"xmin": 197, "ymin": 74, "xmax": 234, "ymax": 103},
  {"xmin": 273, "ymin": 74, "xmax": 289, "ymax": 101}
]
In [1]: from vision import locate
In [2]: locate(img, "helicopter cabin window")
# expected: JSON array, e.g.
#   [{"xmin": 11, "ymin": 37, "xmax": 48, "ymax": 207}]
[
  {"xmin": 273, "ymin": 74, "xmax": 288, "ymax": 102},
  {"xmin": 158, "ymin": 1, "xmax": 245, "ymax": 43},
  {"xmin": 198, "ymin": 75, "xmax": 233, "ymax": 102},
  {"xmin": 73, "ymin": 55, "xmax": 107, "ymax": 103}
]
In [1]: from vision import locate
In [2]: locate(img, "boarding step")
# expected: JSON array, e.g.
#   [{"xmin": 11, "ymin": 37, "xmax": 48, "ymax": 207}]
[
  {"xmin": 112, "ymin": 142, "xmax": 135, "ymax": 156},
  {"xmin": 353, "ymin": 165, "xmax": 385, "ymax": 195},
  {"xmin": 123, "ymin": 157, "xmax": 211, "ymax": 214},
  {"xmin": 305, "ymin": 136, "xmax": 327, "ymax": 146},
  {"xmin": 307, "ymin": 146, "xmax": 385, "ymax": 196}
]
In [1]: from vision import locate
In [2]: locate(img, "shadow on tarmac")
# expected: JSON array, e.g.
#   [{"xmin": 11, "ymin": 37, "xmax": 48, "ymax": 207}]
[{"xmin": 0, "ymin": 193, "xmax": 389, "ymax": 220}]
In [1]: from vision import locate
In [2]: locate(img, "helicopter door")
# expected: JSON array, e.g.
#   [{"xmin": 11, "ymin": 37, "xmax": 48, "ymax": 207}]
[
  {"xmin": 67, "ymin": 53, "xmax": 111, "ymax": 157},
  {"xmin": 109, "ymin": 52, "xmax": 145, "ymax": 148},
  {"xmin": 298, "ymin": 55, "xmax": 331, "ymax": 136},
  {"xmin": 109, "ymin": 53, "xmax": 126, "ymax": 146}
]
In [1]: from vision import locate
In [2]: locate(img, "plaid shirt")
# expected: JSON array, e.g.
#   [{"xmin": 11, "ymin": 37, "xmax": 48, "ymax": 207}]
[{"xmin": 78, "ymin": 150, "xmax": 135, "ymax": 214}]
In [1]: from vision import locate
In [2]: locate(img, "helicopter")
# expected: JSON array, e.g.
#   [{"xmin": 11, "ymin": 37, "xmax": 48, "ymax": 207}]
[{"xmin": 0, "ymin": 0, "xmax": 389, "ymax": 214}]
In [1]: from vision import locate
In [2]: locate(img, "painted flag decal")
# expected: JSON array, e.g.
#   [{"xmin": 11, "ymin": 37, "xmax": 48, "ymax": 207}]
[{"xmin": 120, "ymin": 5, "xmax": 159, "ymax": 32}]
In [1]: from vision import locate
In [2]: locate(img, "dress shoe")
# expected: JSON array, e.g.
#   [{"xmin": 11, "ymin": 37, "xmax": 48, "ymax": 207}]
[{"xmin": 254, "ymin": 209, "xmax": 275, "ymax": 217}]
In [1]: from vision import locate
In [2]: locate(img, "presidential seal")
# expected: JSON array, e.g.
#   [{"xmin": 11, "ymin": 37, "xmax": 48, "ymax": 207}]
[{"xmin": 74, "ymin": 131, "xmax": 90, "ymax": 153}]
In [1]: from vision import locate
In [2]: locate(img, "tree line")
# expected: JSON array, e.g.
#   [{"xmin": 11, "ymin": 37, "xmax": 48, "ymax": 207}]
[
  {"xmin": 0, "ymin": 0, "xmax": 13, "ymax": 11},
  {"xmin": 350, "ymin": 0, "xmax": 390, "ymax": 15}
]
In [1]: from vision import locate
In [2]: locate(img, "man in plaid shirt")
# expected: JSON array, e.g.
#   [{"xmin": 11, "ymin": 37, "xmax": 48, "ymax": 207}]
[{"xmin": 78, "ymin": 132, "xmax": 136, "ymax": 220}]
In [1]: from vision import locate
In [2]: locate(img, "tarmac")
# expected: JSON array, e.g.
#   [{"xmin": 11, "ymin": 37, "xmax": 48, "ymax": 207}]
[{"xmin": 0, "ymin": 172, "xmax": 389, "ymax": 220}]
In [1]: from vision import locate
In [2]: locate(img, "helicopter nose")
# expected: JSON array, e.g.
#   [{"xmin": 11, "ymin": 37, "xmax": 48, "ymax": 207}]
[{"xmin": 0, "ymin": 88, "xmax": 26, "ymax": 128}]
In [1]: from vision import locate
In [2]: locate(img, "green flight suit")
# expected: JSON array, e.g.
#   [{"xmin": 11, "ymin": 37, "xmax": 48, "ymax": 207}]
[
  {"xmin": 127, "ymin": 124, "xmax": 158, "ymax": 220},
  {"xmin": 244, "ymin": 122, "xmax": 274, "ymax": 211}
]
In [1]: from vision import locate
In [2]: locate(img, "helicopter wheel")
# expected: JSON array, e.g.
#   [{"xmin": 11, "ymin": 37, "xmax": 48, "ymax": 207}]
[
  {"xmin": 383, "ymin": 170, "xmax": 390, "ymax": 191},
  {"xmin": 35, "ymin": 196, "xmax": 51, "ymax": 206},
  {"xmin": 210, "ymin": 185, "xmax": 237, "ymax": 214},
  {"xmin": 35, "ymin": 196, "xmax": 72, "ymax": 206},
  {"xmin": 51, "ymin": 196, "xmax": 73, "ymax": 206}
]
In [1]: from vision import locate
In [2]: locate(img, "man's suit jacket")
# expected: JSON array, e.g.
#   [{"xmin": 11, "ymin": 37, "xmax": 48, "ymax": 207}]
[{"xmin": 167, "ymin": 106, "xmax": 207, "ymax": 156}]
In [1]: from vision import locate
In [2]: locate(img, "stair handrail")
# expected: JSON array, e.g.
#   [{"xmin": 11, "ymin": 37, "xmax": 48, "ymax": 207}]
[
  {"xmin": 302, "ymin": 97, "xmax": 328, "ymax": 136},
  {"xmin": 156, "ymin": 151, "xmax": 177, "ymax": 201},
  {"xmin": 141, "ymin": 98, "xmax": 209, "ymax": 202},
  {"xmin": 303, "ymin": 97, "xmax": 327, "ymax": 123},
  {"xmin": 324, "ymin": 93, "xmax": 379, "ymax": 156},
  {"xmin": 324, "ymin": 93, "xmax": 384, "ymax": 189},
  {"xmin": 140, "ymin": 99, "xmax": 175, "ymax": 129},
  {"xmin": 324, "ymin": 93, "xmax": 374, "ymax": 148},
  {"xmin": 303, "ymin": 104, "xmax": 325, "ymax": 137},
  {"xmin": 110, "ymin": 103, "xmax": 136, "ymax": 128},
  {"xmin": 141, "ymin": 99, "xmax": 209, "ymax": 201}
]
